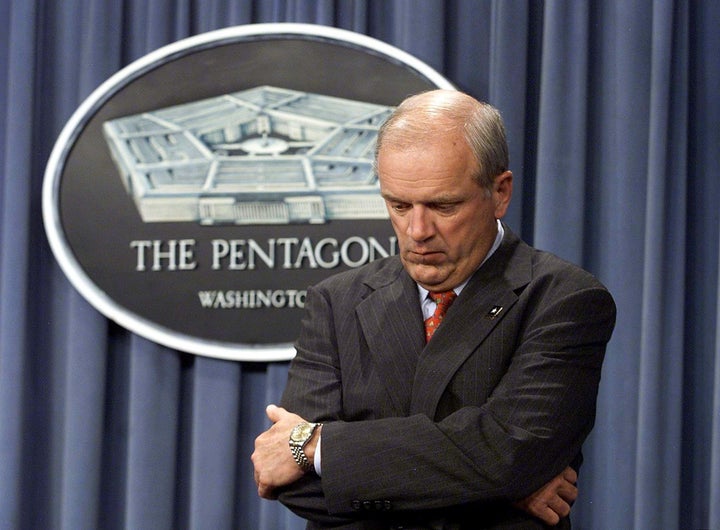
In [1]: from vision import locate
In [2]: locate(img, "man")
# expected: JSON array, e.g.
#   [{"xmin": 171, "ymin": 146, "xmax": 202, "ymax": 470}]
[{"xmin": 252, "ymin": 90, "xmax": 616, "ymax": 529}]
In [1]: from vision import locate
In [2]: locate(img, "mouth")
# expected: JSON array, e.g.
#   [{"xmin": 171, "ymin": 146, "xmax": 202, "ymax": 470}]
[{"xmin": 406, "ymin": 249, "xmax": 445, "ymax": 265}]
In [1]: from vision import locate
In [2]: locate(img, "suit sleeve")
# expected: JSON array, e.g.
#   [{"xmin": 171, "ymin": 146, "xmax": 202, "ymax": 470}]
[{"xmin": 276, "ymin": 285, "xmax": 356, "ymax": 524}]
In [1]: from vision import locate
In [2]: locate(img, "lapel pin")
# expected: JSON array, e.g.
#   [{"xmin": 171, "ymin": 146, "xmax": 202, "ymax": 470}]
[{"xmin": 486, "ymin": 306, "xmax": 504, "ymax": 319}]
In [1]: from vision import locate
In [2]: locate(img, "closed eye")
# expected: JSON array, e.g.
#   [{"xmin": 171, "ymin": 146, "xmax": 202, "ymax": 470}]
[
  {"xmin": 388, "ymin": 201, "xmax": 411, "ymax": 213},
  {"xmin": 430, "ymin": 202, "xmax": 461, "ymax": 214}
]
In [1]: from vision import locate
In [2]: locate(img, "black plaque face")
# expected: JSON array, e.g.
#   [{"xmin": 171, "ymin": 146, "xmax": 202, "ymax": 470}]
[{"xmin": 43, "ymin": 24, "xmax": 452, "ymax": 361}]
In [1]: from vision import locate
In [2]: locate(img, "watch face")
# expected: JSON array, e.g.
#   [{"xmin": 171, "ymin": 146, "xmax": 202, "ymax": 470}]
[{"xmin": 290, "ymin": 423, "xmax": 314, "ymax": 442}]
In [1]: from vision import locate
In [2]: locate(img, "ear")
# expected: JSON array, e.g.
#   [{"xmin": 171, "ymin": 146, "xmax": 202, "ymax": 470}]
[{"xmin": 493, "ymin": 171, "xmax": 513, "ymax": 218}]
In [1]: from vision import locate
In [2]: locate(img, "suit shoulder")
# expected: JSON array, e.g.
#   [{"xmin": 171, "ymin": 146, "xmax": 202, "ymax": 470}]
[
  {"xmin": 498, "ymin": 226, "xmax": 612, "ymax": 297},
  {"xmin": 523, "ymin": 247, "xmax": 616, "ymax": 319}
]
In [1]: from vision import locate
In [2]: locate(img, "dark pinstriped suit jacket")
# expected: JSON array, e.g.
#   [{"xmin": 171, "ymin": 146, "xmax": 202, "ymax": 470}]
[{"xmin": 278, "ymin": 226, "xmax": 616, "ymax": 530}]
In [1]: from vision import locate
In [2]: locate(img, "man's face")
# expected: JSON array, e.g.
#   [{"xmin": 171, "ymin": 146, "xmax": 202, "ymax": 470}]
[{"xmin": 378, "ymin": 132, "xmax": 512, "ymax": 291}]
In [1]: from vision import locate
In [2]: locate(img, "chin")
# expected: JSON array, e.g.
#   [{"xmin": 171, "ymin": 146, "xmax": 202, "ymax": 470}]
[{"xmin": 407, "ymin": 268, "xmax": 449, "ymax": 289}]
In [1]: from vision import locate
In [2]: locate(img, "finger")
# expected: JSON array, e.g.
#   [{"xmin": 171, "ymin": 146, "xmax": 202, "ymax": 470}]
[
  {"xmin": 562, "ymin": 466, "xmax": 578, "ymax": 484},
  {"xmin": 257, "ymin": 482, "xmax": 277, "ymax": 500},
  {"xmin": 556, "ymin": 480, "xmax": 578, "ymax": 503},
  {"xmin": 535, "ymin": 506, "xmax": 561, "ymax": 526},
  {"xmin": 546, "ymin": 495, "xmax": 571, "ymax": 519},
  {"xmin": 265, "ymin": 404, "xmax": 282, "ymax": 422}
]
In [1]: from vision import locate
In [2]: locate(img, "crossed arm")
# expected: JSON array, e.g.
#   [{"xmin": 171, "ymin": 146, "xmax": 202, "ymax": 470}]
[
  {"xmin": 252, "ymin": 273, "xmax": 615, "ymax": 526},
  {"xmin": 252, "ymin": 404, "xmax": 577, "ymax": 526}
]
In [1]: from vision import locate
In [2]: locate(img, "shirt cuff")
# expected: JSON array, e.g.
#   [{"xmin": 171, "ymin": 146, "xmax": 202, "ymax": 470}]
[{"xmin": 313, "ymin": 432, "xmax": 322, "ymax": 476}]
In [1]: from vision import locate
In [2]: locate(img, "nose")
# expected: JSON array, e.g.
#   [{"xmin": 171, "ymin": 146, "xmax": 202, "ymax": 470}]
[{"xmin": 407, "ymin": 205, "xmax": 434, "ymax": 242}]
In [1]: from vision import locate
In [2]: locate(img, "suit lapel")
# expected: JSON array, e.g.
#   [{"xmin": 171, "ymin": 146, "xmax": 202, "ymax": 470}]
[
  {"xmin": 357, "ymin": 263, "xmax": 426, "ymax": 415},
  {"xmin": 410, "ymin": 227, "xmax": 532, "ymax": 418}
]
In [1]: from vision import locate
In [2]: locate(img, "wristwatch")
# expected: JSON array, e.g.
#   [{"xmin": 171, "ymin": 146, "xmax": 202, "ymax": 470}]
[{"xmin": 289, "ymin": 422, "xmax": 322, "ymax": 472}]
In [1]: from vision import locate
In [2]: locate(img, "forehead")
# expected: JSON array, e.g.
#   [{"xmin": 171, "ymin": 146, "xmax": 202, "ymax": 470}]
[{"xmin": 377, "ymin": 135, "xmax": 480, "ymax": 198}]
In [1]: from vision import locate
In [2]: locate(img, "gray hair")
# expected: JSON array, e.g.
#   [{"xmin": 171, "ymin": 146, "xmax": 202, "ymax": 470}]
[{"xmin": 374, "ymin": 90, "xmax": 509, "ymax": 192}]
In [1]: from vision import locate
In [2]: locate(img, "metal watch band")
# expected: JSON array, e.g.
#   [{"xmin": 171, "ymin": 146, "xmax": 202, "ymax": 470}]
[{"xmin": 290, "ymin": 445, "xmax": 313, "ymax": 471}]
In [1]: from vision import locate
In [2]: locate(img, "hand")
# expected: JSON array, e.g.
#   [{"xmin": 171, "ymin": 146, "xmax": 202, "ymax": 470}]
[
  {"xmin": 251, "ymin": 405, "xmax": 317, "ymax": 499},
  {"xmin": 513, "ymin": 466, "xmax": 578, "ymax": 526}
]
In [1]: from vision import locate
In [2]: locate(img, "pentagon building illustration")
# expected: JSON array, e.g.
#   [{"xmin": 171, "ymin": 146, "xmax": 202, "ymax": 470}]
[{"xmin": 102, "ymin": 86, "xmax": 395, "ymax": 225}]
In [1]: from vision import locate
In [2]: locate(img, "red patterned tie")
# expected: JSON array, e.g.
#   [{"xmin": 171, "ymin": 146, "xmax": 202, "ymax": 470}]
[{"xmin": 424, "ymin": 291, "xmax": 457, "ymax": 342}]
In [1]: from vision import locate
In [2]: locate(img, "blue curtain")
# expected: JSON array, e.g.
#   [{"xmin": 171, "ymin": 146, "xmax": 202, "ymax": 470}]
[{"xmin": 1, "ymin": 1, "xmax": 718, "ymax": 529}]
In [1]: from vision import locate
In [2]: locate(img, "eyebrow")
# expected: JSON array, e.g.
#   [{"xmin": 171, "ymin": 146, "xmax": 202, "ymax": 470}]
[
  {"xmin": 380, "ymin": 192, "xmax": 401, "ymax": 202},
  {"xmin": 381, "ymin": 192, "xmax": 464, "ymax": 204}
]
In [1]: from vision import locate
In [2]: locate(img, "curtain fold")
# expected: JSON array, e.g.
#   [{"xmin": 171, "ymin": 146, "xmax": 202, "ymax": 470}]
[
  {"xmin": 534, "ymin": 1, "xmax": 589, "ymax": 261},
  {"xmin": 0, "ymin": 2, "xmax": 40, "ymax": 528},
  {"xmin": 683, "ymin": 2, "xmax": 720, "ymax": 528},
  {"xmin": 1, "ymin": 1, "xmax": 719, "ymax": 529},
  {"xmin": 635, "ymin": 1, "xmax": 688, "ymax": 527},
  {"xmin": 185, "ymin": 357, "xmax": 242, "ymax": 529},
  {"xmin": 125, "ymin": 338, "xmax": 182, "ymax": 528},
  {"xmin": 713, "ymin": 285, "xmax": 720, "ymax": 528},
  {"xmin": 488, "ymin": 0, "xmax": 531, "ymax": 231},
  {"xmin": 58, "ymin": 293, "xmax": 109, "ymax": 530}
]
